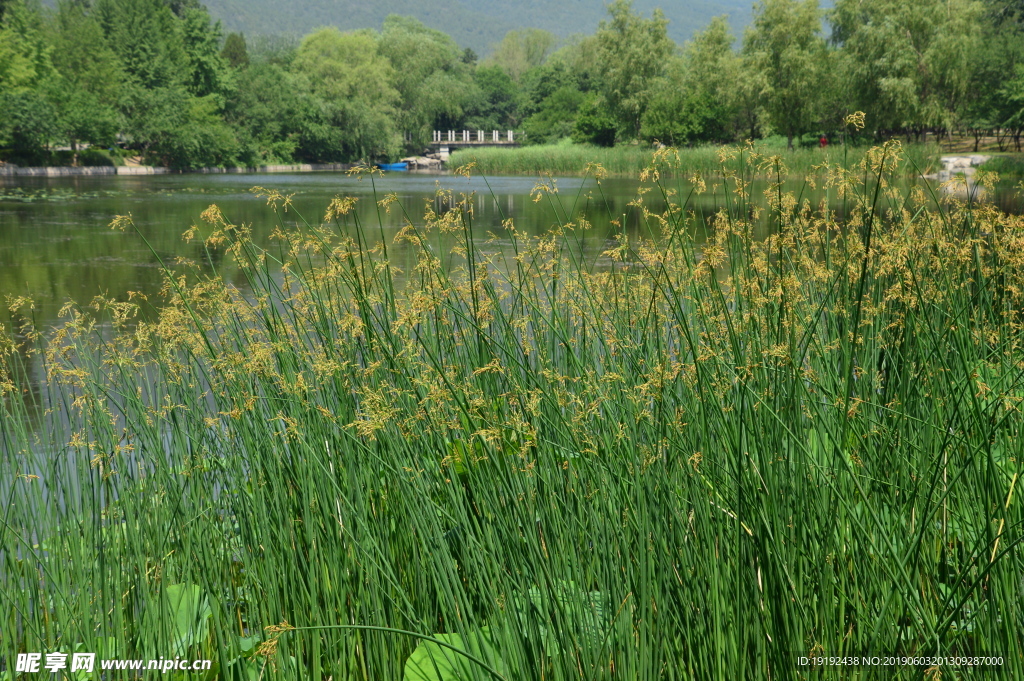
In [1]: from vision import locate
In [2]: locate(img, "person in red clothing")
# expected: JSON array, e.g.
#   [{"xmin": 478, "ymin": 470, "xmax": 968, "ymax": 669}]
[{"xmin": 819, "ymin": 135, "xmax": 828, "ymax": 148}]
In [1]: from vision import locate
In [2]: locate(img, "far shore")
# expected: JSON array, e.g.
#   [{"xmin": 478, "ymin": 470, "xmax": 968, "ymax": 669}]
[{"xmin": 0, "ymin": 162, "xmax": 356, "ymax": 178}]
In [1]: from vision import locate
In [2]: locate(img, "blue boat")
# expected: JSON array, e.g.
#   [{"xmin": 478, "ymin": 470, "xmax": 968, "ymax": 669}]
[{"xmin": 377, "ymin": 162, "xmax": 408, "ymax": 171}]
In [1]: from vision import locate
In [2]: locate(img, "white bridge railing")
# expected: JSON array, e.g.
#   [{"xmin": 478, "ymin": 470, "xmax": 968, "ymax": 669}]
[{"xmin": 432, "ymin": 130, "xmax": 515, "ymax": 143}]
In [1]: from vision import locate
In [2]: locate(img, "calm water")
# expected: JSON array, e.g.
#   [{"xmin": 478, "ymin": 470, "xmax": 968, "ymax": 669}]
[{"xmin": 1, "ymin": 170, "xmax": 1021, "ymax": 333}]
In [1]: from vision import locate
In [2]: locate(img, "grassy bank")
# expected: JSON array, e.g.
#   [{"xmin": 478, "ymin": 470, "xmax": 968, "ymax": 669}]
[
  {"xmin": 450, "ymin": 140, "xmax": 942, "ymax": 177},
  {"xmin": 981, "ymin": 154, "xmax": 1024, "ymax": 177},
  {"xmin": 2, "ymin": 144, "xmax": 1023, "ymax": 679}
]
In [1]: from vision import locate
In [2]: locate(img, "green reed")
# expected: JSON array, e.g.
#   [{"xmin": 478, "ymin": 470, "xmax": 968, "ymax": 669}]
[
  {"xmin": 449, "ymin": 141, "xmax": 941, "ymax": 178},
  {"xmin": 1, "ymin": 143, "xmax": 1021, "ymax": 680}
]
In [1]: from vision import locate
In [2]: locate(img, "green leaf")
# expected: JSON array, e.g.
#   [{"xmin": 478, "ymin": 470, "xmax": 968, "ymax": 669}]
[
  {"xmin": 165, "ymin": 583, "xmax": 212, "ymax": 656},
  {"xmin": 521, "ymin": 580, "xmax": 609, "ymax": 657},
  {"xmin": 235, "ymin": 634, "xmax": 261, "ymax": 656},
  {"xmin": 403, "ymin": 627, "xmax": 506, "ymax": 681}
]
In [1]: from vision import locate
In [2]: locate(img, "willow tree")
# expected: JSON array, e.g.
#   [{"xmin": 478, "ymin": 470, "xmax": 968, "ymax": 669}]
[
  {"xmin": 378, "ymin": 15, "xmax": 477, "ymax": 151},
  {"xmin": 485, "ymin": 27, "xmax": 557, "ymax": 83},
  {"xmin": 641, "ymin": 16, "xmax": 742, "ymax": 145},
  {"xmin": 293, "ymin": 27, "xmax": 401, "ymax": 161},
  {"xmin": 744, "ymin": 0, "xmax": 830, "ymax": 149},
  {"xmin": 830, "ymin": 0, "xmax": 986, "ymax": 138},
  {"xmin": 595, "ymin": 0, "xmax": 673, "ymax": 140}
]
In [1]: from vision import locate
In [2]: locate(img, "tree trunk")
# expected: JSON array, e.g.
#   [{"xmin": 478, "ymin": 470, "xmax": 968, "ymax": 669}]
[{"xmin": 787, "ymin": 133, "xmax": 794, "ymax": 151}]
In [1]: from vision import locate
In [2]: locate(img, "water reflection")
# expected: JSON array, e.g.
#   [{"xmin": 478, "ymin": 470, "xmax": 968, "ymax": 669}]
[
  {"xmin": 1, "ymin": 169, "xmax": 1020, "ymax": 336},
  {"xmin": 1, "ymin": 169, "xmax": 1021, "ymax": 432}
]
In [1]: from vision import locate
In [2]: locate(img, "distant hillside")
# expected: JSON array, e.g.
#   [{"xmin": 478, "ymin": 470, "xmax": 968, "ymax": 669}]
[{"xmin": 200, "ymin": 0, "xmax": 754, "ymax": 54}]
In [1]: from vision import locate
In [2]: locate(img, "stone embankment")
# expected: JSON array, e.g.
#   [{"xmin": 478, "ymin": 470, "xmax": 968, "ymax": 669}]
[
  {"xmin": 0, "ymin": 165, "xmax": 159, "ymax": 177},
  {"xmin": 921, "ymin": 155, "xmax": 991, "ymax": 182},
  {"xmin": 921, "ymin": 155, "xmax": 992, "ymax": 201},
  {"xmin": 0, "ymin": 163, "xmax": 352, "ymax": 177}
]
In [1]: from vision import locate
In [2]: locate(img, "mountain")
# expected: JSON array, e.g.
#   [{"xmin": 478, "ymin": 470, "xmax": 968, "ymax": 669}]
[{"xmin": 200, "ymin": 0, "xmax": 755, "ymax": 54}]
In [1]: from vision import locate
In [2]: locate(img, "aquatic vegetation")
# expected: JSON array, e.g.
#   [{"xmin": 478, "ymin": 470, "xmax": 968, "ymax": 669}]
[
  {"xmin": 1, "ymin": 142, "xmax": 1022, "ymax": 679},
  {"xmin": 451, "ymin": 141, "xmax": 942, "ymax": 178}
]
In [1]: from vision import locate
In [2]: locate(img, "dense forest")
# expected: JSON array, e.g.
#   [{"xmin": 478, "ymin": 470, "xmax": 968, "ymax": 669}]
[{"xmin": 1, "ymin": 0, "xmax": 1024, "ymax": 169}]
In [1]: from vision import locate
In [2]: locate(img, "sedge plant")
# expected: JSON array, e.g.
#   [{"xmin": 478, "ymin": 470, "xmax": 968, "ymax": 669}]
[{"xmin": 0, "ymin": 143, "xmax": 1021, "ymax": 681}]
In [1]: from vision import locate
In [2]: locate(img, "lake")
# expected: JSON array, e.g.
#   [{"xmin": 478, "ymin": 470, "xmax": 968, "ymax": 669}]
[{"xmin": 2, "ymin": 169, "xmax": 1021, "ymax": 334}]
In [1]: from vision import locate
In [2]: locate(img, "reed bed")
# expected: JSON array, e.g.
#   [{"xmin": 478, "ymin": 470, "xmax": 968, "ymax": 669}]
[
  {"xmin": 449, "ymin": 141, "xmax": 941, "ymax": 178},
  {"xmin": 449, "ymin": 142, "xmax": 658, "ymax": 177},
  {"xmin": 2, "ymin": 143, "xmax": 1023, "ymax": 680}
]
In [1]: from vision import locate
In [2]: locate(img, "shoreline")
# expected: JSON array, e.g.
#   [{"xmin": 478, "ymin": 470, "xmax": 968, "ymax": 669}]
[{"xmin": 0, "ymin": 162, "xmax": 355, "ymax": 178}]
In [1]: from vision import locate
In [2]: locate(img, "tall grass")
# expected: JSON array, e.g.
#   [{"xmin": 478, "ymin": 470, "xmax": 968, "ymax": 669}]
[
  {"xmin": 450, "ymin": 142, "xmax": 658, "ymax": 176},
  {"xmin": 450, "ymin": 140, "xmax": 942, "ymax": 177},
  {"xmin": 1, "ymin": 143, "xmax": 1022, "ymax": 680},
  {"xmin": 981, "ymin": 155, "xmax": 1024, "ymax": 178}
]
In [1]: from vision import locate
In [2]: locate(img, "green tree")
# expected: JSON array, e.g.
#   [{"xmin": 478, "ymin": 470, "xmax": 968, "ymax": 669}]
[
  {"xmin": 519, "ymin": 61, "xmax": 584, "ymax": 143},
  {"xmin": 467, "ymin": 65, "xmax": 519, "ymax": 130},
  {"xmin": 224, "ymin": 61, "xmax": 306, "ymax": 163},
  {"xmin": 50, "ymin": 88, "xmax": 120, "ymax": 154},
  {"xmin": 120, "ymin": 84, "xmax": 238, "ymax": 168},
  {"xmin": 178, "ymin": 6, "xmax": 232, "ymax": 98},
  {"xmin": 48, "ymin": 1, "xmax": 124, "ymax": 155},
  {"xmin": 959, "ymin": 18, "xmax": 1024, "ymax": 150},
  {"xmin": 641, "ymin": 16, "xmax": 741, "ymax": 145},
  {"xmin": 639, "ymin": 57, "xmax": 695, "ymax": 145},
  {"xmin": 94, "ymin": 0, "xmax": 187, "ymax": 89},
  {"xmin": 991, "ymin": 1, "xmax": 1024, "ymax": 149},
  {"xmin": 164, "ymin": 0, "xmax": 199, "ymax": 17},
  {"xmin": 293, "ymin": 27, "xmax": 401, "ymax": 160},
  {"xmin": 744, "ymin": 0, "xmax": 829, "ymax": 149},
  {"xmin": 548, "ymin": 35, "xmax": 603, "ymax": 94},
  {"xmin": 247, "ymin": 34, "xmax": 298, "ymax": 68},
  {"xmin": 686, "ymin": 17, "xmax": 744, "ymax": 141},
  {"xmin": 521, "ymin": 85, "xmax": 584, "ymax": 143},
  {"xmin": 1001, "ymin": 62, "xmax": 1024, "ymax": 149},
  {"xmin": 572, "ymin": 95, "xmax": 617, "ymax": 146},
  {"xmin": 983, "ymin": 0, "xmax": 1024, "ymax": 25},
  {"xmin": 50, "ymin": 1, "xmax": 123, "ymax": 102},
  {"xmin": 0, "ymin": 1, "xmax": 56, "ymax": 161},
  {"xmin": 0, "ymin": 0, "xmax": 51, "ymax": 93},
  {"xmin": 485, "ymin": 28, "xmax": 557, "ymax": 83},
  {"xmin": 222, "ymin": 32, "xmax": 249, "ymax": 69},
  {"xmin": 378, "ymin": 15, "xmax": 477, "ymax": 150},
  {"xmin": 516, "ymin": 36, "xmax": 603, "ymax": 144},
  {"xmin": 595, "ymin": 0, "xmax": 674, "ymax": 140},
  {"xmin": 830, "ymin": 0, "xmax": 986, "ymax": 139},
  {"xmin": 1, "ymin": 89, "xmax": 57, "ymax": 163}
]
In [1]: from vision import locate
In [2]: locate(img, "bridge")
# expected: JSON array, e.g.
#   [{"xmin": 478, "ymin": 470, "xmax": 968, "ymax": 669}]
[{"xmin": 429, "ymin": 130, "xmax": 518, "ymax": 160}]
